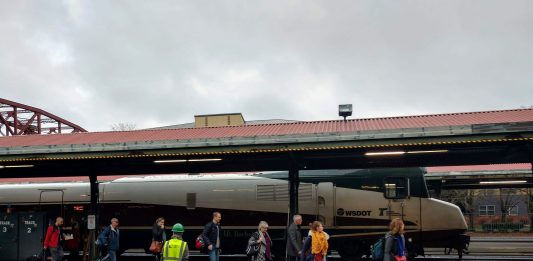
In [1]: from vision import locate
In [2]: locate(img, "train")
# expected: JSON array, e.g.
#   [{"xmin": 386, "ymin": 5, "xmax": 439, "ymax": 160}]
[{"xmin": 0, "ymin": 167, "xmax": 469, "ymax": 260}]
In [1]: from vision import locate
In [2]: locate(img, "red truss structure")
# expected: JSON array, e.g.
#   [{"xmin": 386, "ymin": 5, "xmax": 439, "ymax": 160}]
[{"xmin": 0, "ymin": 98, "xmax": 87, "ymax": 136}]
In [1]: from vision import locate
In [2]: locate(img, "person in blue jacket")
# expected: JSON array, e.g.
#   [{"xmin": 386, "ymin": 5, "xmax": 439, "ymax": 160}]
[
  {"xmin": 97, "ymin": 218, "xmax": 120, "ymax": 261},
  {"xmin": 384, "ymin": 218, "xmax": 406, "ymax": 261}
]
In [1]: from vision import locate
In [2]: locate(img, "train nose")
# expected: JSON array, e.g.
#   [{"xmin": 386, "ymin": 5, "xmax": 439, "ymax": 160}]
[{"xmin": 425, "ymin": 198, "xmax": 468, "ymax": 231}]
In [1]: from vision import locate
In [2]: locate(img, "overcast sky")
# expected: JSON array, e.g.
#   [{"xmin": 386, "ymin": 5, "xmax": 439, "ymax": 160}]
[{"xmin": 1, "ymin": 1, "xmax": 532, "ymax": 131}]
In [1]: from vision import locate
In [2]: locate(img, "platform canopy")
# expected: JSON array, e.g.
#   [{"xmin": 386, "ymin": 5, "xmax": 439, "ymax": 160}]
[
  {"xmin": 1, "ymin": 108, "xmax": 533, "ymax": 178},
  {"xmin": 426, "ymin": 163, "xmax": 533, "ymax": 190}
]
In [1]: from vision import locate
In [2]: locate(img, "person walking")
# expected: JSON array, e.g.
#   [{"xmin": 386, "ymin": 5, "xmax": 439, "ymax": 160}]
[
  {"xmin": 301, "ymin": 221, "xmax": 328, "ymax": 261},
  {"xmin": 202, "ymin": 212, "xmax": 222, "ymax": 261},
  {"xmin": 44, "ymin": 217, "xmax": 64, "ymax": 261},
  {"xmin": 67, "ymin": 216, "xmax": 81, "ymax": 261},
  {"xmin": 98, "ymin": 218, "xmax": 120, "ymax": 261},
  {"xmin": 152, "ymin": 217, "xmax": 166, "ymax": 261},
  {"xmin": 286, "ymin": 214, "xmax": 303, "ymax": 261},
  {"xmin": 161, "ymin": 223, "xmax": 189, "ymax": 261},
  {"xmin": 247, "ymin": 221, "xmax": 273, "ymax": 261},
  {"xmin": 384, "ymin": 218, "xmax": 406, "ymax": 261}
]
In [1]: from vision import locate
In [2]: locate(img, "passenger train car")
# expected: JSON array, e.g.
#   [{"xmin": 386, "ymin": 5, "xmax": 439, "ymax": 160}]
[{"xmin": 0, "ymin": 167, "xmax": 469, "ymax": 260}]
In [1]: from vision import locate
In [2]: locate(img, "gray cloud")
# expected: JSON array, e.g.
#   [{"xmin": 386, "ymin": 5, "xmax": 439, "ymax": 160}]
[{"xmin": 1, "ymin": 1, "xmax": 532, "ymax": 131}]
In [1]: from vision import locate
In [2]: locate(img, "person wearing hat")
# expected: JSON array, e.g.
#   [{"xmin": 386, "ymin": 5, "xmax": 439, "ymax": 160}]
[{"xmin": 162, "ymin": 223, "xmax": 189, "ymax": 261}]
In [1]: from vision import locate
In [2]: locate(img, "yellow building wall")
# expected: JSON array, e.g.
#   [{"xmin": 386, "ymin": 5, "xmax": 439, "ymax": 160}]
[{"xmin": 194, "ymin": 114, "xmax": 245, "ymax": 128}]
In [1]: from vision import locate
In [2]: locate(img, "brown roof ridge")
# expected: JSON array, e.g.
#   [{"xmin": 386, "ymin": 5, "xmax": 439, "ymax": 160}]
[
  {"xmin": 267, "ymin": 107, "xmax": 533, "ymax": 125},
  {"xmin": 396, "ymin": 108, "xmax": 533, "ymax": 119},
  {"xmin": 0, "ymin": 108, "xmax": 530, "ymax": 140}
]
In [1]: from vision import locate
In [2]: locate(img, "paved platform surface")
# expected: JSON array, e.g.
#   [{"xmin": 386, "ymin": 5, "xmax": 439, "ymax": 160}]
[{"xmin": 113, "ymin": 234, "xmax": 533, "ymax": 260}]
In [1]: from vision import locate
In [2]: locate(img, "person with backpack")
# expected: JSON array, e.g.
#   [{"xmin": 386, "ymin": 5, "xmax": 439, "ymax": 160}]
[
  {"xmin": 383, "ymin": 218, "xmax": 406, "ymax": 261},
  {"xmin": 43, "ymin": 217, "xmax": 64, "ymax": 261},
  {"xmin": 97, "ymin": 218, "xmax": 120, "ymax": 261}
]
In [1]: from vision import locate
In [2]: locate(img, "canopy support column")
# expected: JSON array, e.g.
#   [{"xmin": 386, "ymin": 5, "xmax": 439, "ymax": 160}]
[
  {"xmin": 289, "ymin": 167, "xmax": 300, "ymax": 219},
  {"xmin": 89, "ymin": 174, "xmax": 99, "ymax": 260}
]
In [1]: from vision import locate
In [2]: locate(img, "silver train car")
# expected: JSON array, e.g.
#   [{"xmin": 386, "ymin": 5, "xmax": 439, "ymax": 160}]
[{"xmin": 0, "ymin": 167, "xmax": 469, "ymax": 260}]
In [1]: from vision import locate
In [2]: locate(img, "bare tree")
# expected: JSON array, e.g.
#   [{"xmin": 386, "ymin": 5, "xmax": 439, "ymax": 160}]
[
  {"xmin": 526, "ymin": 188, "xmax": 533, "ymax": 231},
  {"xmin": 110, "ymin": 123, "xmax": 137, "ymax": 131},
  {"xmin": 498, "ymin": 188, "xmax": 522, "ymax": 222},
  {"xmin": 440, "ymin": 189, "xmax": 488, "ymax": 230}
]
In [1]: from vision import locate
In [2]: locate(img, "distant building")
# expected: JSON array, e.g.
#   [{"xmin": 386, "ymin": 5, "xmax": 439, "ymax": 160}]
[{"xmin": 147, "ymin": 112, "xmax": 299, "ymax": 130}]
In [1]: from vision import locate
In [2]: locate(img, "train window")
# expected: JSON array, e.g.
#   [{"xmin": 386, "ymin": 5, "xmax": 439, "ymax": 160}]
[{"xmin": 384, "ymin": 177, "xmax": 409, "ymax": 199}]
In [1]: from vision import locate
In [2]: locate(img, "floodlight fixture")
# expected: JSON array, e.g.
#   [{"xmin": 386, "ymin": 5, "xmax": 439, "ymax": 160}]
[
  {"xmin": 407, "ymin": 150, "xmax": 449, "ymax": 154},
  {"xmin": 479, "ymin": 180, "xmax": 527, "ymax": 185},
  {"xmin": 365, "ymin": 151, "xmax": 406, "ymax": 156},
  {"xmin": 0, "ymin": 164, "xmax": 34, "ymax": 169},
  {"xmin": 338, "ymin": 104, "xmax": 353, "ymax": 121},
  {"xmin": 188, "ymin": 158, "xmax": 222, "ymax": 162},
  {"xmin": 154, "ymin": 159, "xmax": 187, "ymax": 163},
  {"xmin": 154, "ymin": 158, "xmax": 222, "ymax": 164}
]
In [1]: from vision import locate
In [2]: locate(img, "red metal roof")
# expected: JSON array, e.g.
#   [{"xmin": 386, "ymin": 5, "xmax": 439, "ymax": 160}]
[
  {"xmin": 1, "ymin": 108, "xmax": 532, "ymax": 148},
  {"xmin": 426, "ymin": 163, "xmax": 532, "ymax": 173}
]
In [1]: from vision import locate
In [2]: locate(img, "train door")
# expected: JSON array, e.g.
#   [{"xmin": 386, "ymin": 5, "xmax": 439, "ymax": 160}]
[
  {"xmin": 0, "ymin": 212, "xmax": 18, "ymax": 261},
  {"xmin": 383, "ymin": 176, "xmax": 422, "ymax": 252},
  {"xmin": 39, "ymin": 189, "xmax": 64, "ymax": 225},
  {"xmin": 316, "ymin": 182, "xmax": 335, "ymax": 227},
  {"xmin": 18, "ymin": 212, "xmax": 46, "ymax": 261}
]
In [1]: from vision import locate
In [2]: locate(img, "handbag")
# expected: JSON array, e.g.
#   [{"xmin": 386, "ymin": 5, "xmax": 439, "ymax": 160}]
[
  {"xmin": 195, "ymin": 234, "xmax": 205, "ymax": 249},
  {"xmin": 394, "ymin": 256, "xmax": 406, "ymax": 261},
  {"xmin": 246, "ymin": 233, "xmax": 260, "ymax": 257},
  {"xmin": 149, "ymin": 240, "xmax": 163, "ymax": 253},
  {"xmin": 246, "ymin": 242, "xmax": 260, "ymax": 257}
]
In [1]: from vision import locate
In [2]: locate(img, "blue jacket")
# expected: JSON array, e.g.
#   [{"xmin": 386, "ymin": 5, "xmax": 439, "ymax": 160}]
[
  {"xmin": 384, "ymin": 233, "xmax": 405, "ymax": 261},
  {"xmin": 300, "ymin": 236, "xmax": 313, "ymax": 261},
  {"xmin": 98, "ymin": 225, "xmax": 120, "ymax": 251}
]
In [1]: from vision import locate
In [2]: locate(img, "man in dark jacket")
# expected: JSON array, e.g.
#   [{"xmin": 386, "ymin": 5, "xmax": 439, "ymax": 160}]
[
  {"xmin": 202, "ymin": 212, "xmax": 222, "ymax": 261},
  {"xmin": 98, "ymin": 218, "xmax": 120, "ymax": 261},
  {"xmin": 286, "ymin": 214, "xmax": 303, "ymax": 261}
]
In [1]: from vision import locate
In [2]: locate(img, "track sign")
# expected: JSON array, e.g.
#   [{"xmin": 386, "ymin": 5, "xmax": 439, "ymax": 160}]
[
  {"xmin": 0, "ymin": 212, "xmax": 18, "ymax": 261},
  {"xmin": 18, "ymin": 212, "xmax": 45, "ymax": 261},
  {"xmin": 88, "ymin": 215, "xmax": 96, "ymax": 229}
]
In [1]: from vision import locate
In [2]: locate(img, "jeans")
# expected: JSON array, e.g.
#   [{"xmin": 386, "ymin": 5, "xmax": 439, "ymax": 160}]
[
  {"xmin": 208, "ymin": 248, "xmax": 219, "ymax": 261},
  {"xmin": 49, "ymin": 246, "xmax": 64, "ymax": 261},
  {"xmin": 108, "ymin": 250, "xmax": 117, "ymax": 261},
  {"xmin": 288, "ymin": 255, "xmax": 300, "ymax": 261}
]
